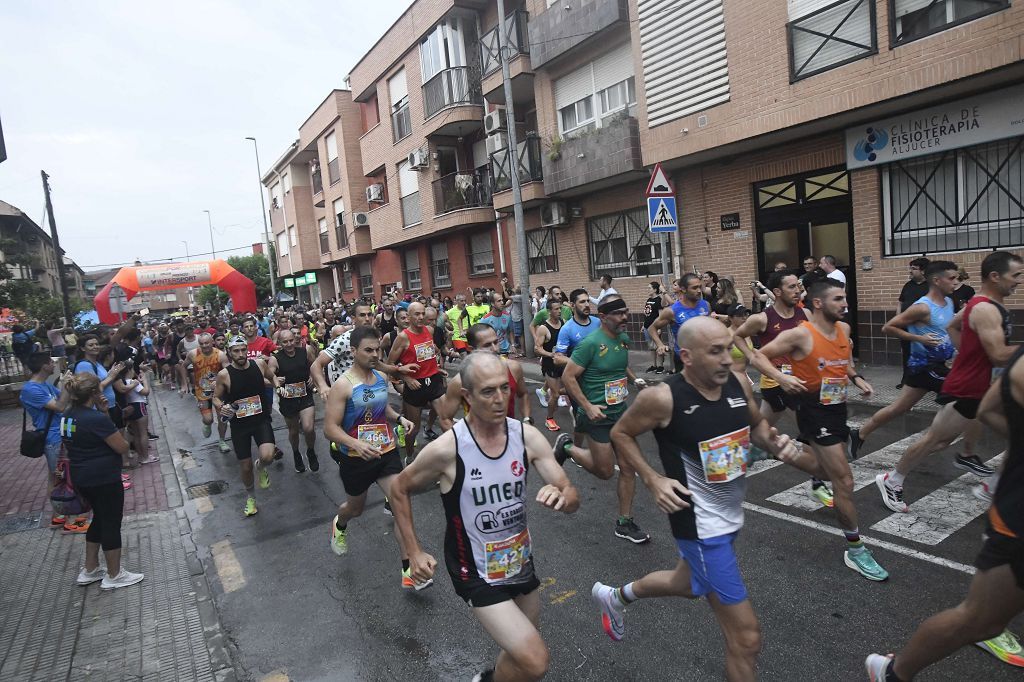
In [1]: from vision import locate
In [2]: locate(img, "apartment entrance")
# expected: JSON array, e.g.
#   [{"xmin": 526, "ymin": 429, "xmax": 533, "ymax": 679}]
[{"xmin": 752, "ymin": 167, "xmax": 858, "ymax": 347}]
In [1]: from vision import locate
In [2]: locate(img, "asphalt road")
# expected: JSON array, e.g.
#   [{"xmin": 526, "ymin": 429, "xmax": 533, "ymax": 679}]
[{"xmin": 156, "ymin": 371, "xmax": 1022, "ymax": 682}]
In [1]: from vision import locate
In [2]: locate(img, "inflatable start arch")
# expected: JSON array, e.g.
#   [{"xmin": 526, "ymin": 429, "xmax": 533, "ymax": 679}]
[{"xmin": 94, "ymin": 260, "xmax": 257, "ymax": 324}]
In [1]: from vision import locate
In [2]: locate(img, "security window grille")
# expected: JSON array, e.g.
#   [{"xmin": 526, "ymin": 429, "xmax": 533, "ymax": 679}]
[
  {"xmin": 788, "ymin": 0, "xmax": 877, "ymax": 81},
  {"xmin": 891, "ymin": 0, "xmax": 1009, "ymax": 45},
  {"xmin": 468, "ymin": 232, "xmax": 495, "ymax": 275},
  {"xmin": 404, "ymin": 248, "xmax": 422, "ymax": 291},
  {"xmin": 431, "ymin": 242, "xmax": 451, "ymax": 289},
  {"xmin": 587, "ymin": 207, "xmax": 668, "ymax": 279},
  {"xmin": 527, "ymin": 228, "xmax": 558, "ymax": 274},
  {"xmin": 883, "ymin": 136, "xmax": 1024, "ymax": 255}
]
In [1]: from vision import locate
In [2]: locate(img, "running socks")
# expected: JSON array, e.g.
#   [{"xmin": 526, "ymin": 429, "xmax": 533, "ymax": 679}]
[
  {"xmin": 844, "ymin": 528, "xmax": 866, "ymax": 554},
  {"xmin": 402, "ymin": 559, "xmax": 410, "ymax": 571},
  {"xmin": 885, "ymin": 658, "xmax": 904, "ymax": 682},
  {"xmin": 614, "ymin": 582, "xmax": 637, "ymax": 606},
  {"xmin": 336, "ymin": 519, "xmax": 347, "ymax": 532},
  {"xmin": 887, "ymin": 470, "xmax": 906, "ymax": 487},
  {"xmin": 811, "ymin": 477, "xmax": 826, "ymax": 489}
]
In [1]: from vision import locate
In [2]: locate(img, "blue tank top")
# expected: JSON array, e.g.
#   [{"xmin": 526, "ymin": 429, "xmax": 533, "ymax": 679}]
[
  {"xmin": 339, "ymin": 369, "xmax": 396, "ymax": 457},
  {"xmin": 670, "ymin": 299, "xmax": 711, "ymax": 350},
  {"xmin": 907, "ymin": 294, "xmax": 955, "ymax": 369}
]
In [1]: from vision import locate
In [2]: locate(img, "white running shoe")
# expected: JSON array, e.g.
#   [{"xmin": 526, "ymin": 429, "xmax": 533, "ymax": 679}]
[
  {"xmin": 100, "ymin": 569, "xmax": 145, "ymax": 590},
  {"xmin": 974, "ymin": 474, "xmax": 998, "ymax": 504},
  {"xmin": 536, "ymin": 387, "xmax": 549, "ymax": 408},
  {"xmin": 558, "ymin": 395, "xmax": 569, "ymax": 407},
  {"xmin": 875, "ymin": 473, "xmax": 908, "ymax": 513},
  {"xmin": 76, "ymin": 566, "xmax": 105, "ymax": 586},
  {"xmin": 591, "ymin": 582, "xmax": 626, "ymax": 641}
]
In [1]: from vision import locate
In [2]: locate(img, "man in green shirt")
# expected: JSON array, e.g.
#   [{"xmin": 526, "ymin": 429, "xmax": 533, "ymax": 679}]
[
  {"xmin": 464, "ymin": 288, "xmax": 490, "ymax": 326},
  {"xmin": 559, "ymin": 295, "xmax": 650, "ymax": 544},
  {"xmin": 446, "ymin": 293, "xmax": 470, "ymax": 355}
]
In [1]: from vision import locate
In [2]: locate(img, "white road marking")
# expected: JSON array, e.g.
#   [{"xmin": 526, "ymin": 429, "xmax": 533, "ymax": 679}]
[
  {"xmin": 746, "ymin": 460, "xmax": 784, "ymax": 477},
  {"xmin": 742, "ymin": 502, "xmax": 976, "ymax": 575},
  {"xmin": 870, "ymin": 453, "xmax": 1003, "ymax": 545},
  {"xmin": 211, "ymin": 539, "xmax": 246, "ymax": 593}
]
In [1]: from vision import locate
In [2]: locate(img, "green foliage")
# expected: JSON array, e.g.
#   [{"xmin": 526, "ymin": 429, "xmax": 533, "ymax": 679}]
[
  {"xmin": 197, "ymin": 284, "xmax": 229, "ymax": 309},
  {"xmin": 226, "ymin": 254, "xmax": 271, "ymax": 301},
  {"xmin": 0, "ymin": 276, "xmax": 87, "ymax": 322}
]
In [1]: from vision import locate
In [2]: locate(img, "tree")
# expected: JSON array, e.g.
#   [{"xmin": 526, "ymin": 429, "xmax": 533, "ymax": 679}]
[
  {"xmin": 226, "ymin": 254, "xmax": 271, "ymax": 301},
  {"xmin": 196, "ymin": 284, "xmax": 228, "ymax": 309}
]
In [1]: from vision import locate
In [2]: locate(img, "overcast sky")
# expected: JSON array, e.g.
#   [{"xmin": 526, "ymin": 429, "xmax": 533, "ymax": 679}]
[{"xmin": 0, "ymin": 0, "xmax": 411, "ymax": 272}]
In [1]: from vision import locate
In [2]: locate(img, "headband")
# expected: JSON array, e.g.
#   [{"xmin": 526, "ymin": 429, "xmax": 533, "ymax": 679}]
[{"xmin": 598, "ymin": 298, "xmax": 627, "ymax": 314}]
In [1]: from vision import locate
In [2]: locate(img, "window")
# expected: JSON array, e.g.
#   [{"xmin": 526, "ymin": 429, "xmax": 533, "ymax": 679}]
[
  {"xmin": 389, "ymin": 68, "xmax": 411, "ymax": 143},
  {"xmin": 367, "ymin": 169, "xmax": 389, "ymax": 205},
  {"xmin": 788, "ymin": 0, "xmax": 876, "ymax": 81},
  {"xmin": 398, "ymin": 160, "xmax": 421, "ymax": 227},
  {"xmin": 431, "ymin": 242, "xmax": 451, "ymax": 289},
  {"xmin": 359, "ymin": 260, "xmax": 373, "ymax": 296},
  {"xmin": 311, "ymin": 159, "xmax": 323, "ymax": 195},
  {"xmin": 891, "ymin": 0, "xmax": 1008, "ymax": 45},
  {"xmin": 404, "ymin": 248, "xmax": 422, "ymax": 291},
  {"xmin": 420, "ymin": 19, "xmax": 467, "ymax": 82},
  {"xmin": 598, "ymin": 78, "xmax": 636, "ymax": 118},
  {"xmin": 271, "ymin": 182, "xmax": 282, "ymax": 209},
  {"xmin": 282, "ymin": 171, "xmax": 291, "ymax": 194},
  {"xmin": 882, "ymin": 136, "xmax": 1024, "ymax": 255},
  {"xmin": 277, "ymin": 231, "xmax": 288, "ymax": 257},
  {"xmin": 360, "ymin": 93, "xmax": 380, "ymax": 133},
  {"xmin": 326, "ymin": 131, "xmax": 340, "ymax": 185},
  {"xmin": 333, "ymin": 198, "xmax": 348, "ymax": 249},
  {"xmin": 341, "ymin": 264, "xmax": 353, "ymax": 292},
  {"xmin": 527, "ymin": 228, "xmax": 558, "ymax": 274},
  {"xmin": 559, "ymin": 97, "xmax": 594, "ymax": 135},
  {"xmin": 554, "ymin": 42, "xmax": 634, "ymax": 135},
  {"xmin": 587, "ymin": 207, "xmax": 669, "ymax": 279},
  {"xmin": 319, "ymin": 218, "xmax": 330, "ymax": 254},
  {"xmin": 288, "ymin": 226, "xmax": 297, "ymax": 247},
  {"xmin": 468, "ymin": 232, "xmax": 494, "ymax": 275}
]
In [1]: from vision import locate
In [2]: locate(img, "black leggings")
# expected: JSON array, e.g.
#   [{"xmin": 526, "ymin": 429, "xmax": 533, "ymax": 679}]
[{"xmin": 77, "ymin": 481, "xmax": 124, "ymax": 551}]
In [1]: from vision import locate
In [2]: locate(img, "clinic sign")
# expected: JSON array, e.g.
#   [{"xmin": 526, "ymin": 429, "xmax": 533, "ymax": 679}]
[
  {"xmin": 845, "ymin": 84, "xmax": 1024, "ymax": 169},
  {"xmin": 136, "ymin": 262, "xmax": 212, "ymax": 288}
]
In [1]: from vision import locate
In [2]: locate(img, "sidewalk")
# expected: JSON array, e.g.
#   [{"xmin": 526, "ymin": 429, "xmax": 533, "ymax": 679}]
[{"xmin": 0, "ymin": 391, "xmax": 235, "ymax": 681}]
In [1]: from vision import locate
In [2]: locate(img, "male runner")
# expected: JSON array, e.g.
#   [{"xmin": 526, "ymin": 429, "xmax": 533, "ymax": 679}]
[
  {"xmin": 850, "ymin": 261, "xmax": 958, "ymax": 458},
  {"xmin": 185, "ymin": 333, "xmax": 230, "ymax": 453},
  {"xmin": 648, "ymin": 273, "xmax": 711, "ymax": 374},
  {"xmin": 534, "ymin": 298, "xmax": 566, "ymax": 431},
  {"xmin": 592, "ymin": 317, "xmax": 800, "ymax": 681},
  {"xmin": 464, "ymin": 288, "xmax": 489, "ymax": 326},
  {"xmin": 876, "ymin": 251, "xmax": 1022, "ymax": 513},
  {"xmin": 165, "ymin": 321, "xmax": 186, "ymax": 391},
  {"xmin": 241, "ymin": 316, "xmax": 283, "ymax": 461},
  {"xmin": 446, "ymin": 293, "xmax": 470, "ymax": 355},
  {"xmin": 268, "ymin": 329, "xmax": 320, "ymax": 473},
  {"xmin": 866, "ymin": 345, "xmax": 1024, "ymax": 680},
  {"xmin": 176, "ymin": 326, "xmax": 200, "ymax": 395},
  {"xmin": 389, "ymin": 302, "xmax": 447, "ymax": 463},
  {"xmin": 479, "ymin": 292, "xmax": 513, "ymax": 356},
  {"xmin": 560, "ymin": 296, "xmax": 650, "ymax": 544},
  {"xmin": 749, "ymin": 278, "xmax": 888, "ymax": 581},
  {"xmin": 375, "ymin": 296, "xmax": 398, "ymax": 341},
  {"xmin": 323, "ymin": 326, "xmax": 422, "ymax": 589},
  {"xmin": 213, "ymin": 336, "xmax": 277, "ymax": 517},
  {"xmin": 388, "ymin": 352, "xmax": 579, "ymax": 682}
]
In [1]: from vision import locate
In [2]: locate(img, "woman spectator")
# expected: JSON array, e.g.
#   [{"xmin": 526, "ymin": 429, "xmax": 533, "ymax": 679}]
[
  {"xmin": 711, "ymin": 277, "xmax": 743, "ymax": 317},
  {"xmin": 701, "ymin": 271, "xmax": 720, "ymax": 303},
  {"xmin": 45, "ymin": 319, "xmax": 68, "ymax": 362},
  {"xmin": 119, "ymin": 365, "xmax": 156, "ymax": 466},
  {"xmin": 75, "ymin": 336, "xmax": 130, "ymax": 488},
  {"xmin": 63, "ymin": 372, "xmax": 145, "ymax": 590},
  {"xmin": 951, "ymin": 265, "xmax": 976, "ymax": 312}
]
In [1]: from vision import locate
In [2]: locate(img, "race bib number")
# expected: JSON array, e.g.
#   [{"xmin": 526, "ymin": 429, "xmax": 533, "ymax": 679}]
[
  {"xmin": 234, "ymin": 395, "xmax": 263, "ymax": 418},
  {"xmin": 697, "ymin": 426, "xmax": 750, "ymax": 484},
  {"xmin": 281, "ymin": 382, "xmax": 308, "ymax": 398},
  {"xmin": 355, "ymin": 423, "xmax": 395, "ymax": 455},
  {"xmin": 780, "ymin": 364, "xmax": 793, "ymax": 375},
  {"xmin": 414, "ymin": 341, "xmax": 435, "ymax": 363},
  {"xmin": 485, "ymin": 528, "xmax": 532, "ymax": 581},
  {"xmin": 819, "ymin": 377, "xmax": 848, "ymax": 405},
  {"xmin": 604, "ymin": 378, "xmax": 628, "ymax": 405},
  {"xmin": 199, "ymin": 374, "xmax": 216, "ymax": 398}
]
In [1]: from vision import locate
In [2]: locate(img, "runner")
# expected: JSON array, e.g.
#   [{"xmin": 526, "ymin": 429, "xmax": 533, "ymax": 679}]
[
  {"xmin": 465, "ymin": 288, "xmax": 490, "ymax": 326},
  {"xmin": 165, "ymin": 321, "xmax": 186, "ymax": 391},
  {"xmin": 876, "ymin": 251, "xmax": 1022, "ymax": 514},
  {"xmin": 534, "ymin": 298, "xmax": 566, "ymax": 431},
  {"xmin": 591, "ymin": 317, "xmax": 800, "ymax": 681},
  {"xmin": 559, "ymin": 296, "xmax": 651, "ymax": 544},
  {"xmin": 213, "ymin": 336, "xmax": 277, "ymax": 517},
  {"xmin": 479, "ymin": 292, "xmax": 513, "ymax": 356},
  {"xmin": 268, "ymin": 329, "xmax": 320, "ymax": 474},
  {"xmin": 850, "ymin": 261, "xmax": 958, "ymax": 459},
  {"xmin": 375, "ymin": 296, "xmax": 398, "ymax": 341},
  {"xmin": 748, "ymin": 277, "xmax": 888, "ymax": 581},
  {"xmin": 176, "ymin": 327, "xmax": 200, "ymax": 396},
  {"xmin": 647, "ymin": 274, "xmax": 711, "ymax": 374},
  {"xmin": 241, "ymin": 316, "xmax": 284, "ymax": 463},
  {"xmin": 388, "ymin": 352, "xmax": 579, "ymax": 682},
  {"xmin": 388, "ymin": 302, "xmax": 447, "ymax": 463},
  {"xmin": 322, "ymin": 326, "xmax": 423, "ymax": 588},
  {"xmin": 446, "ymin": 293, "xmax": 470, "ymax": 356},
  {"xmin": 866, "ymin": 345, "xmax": 1024, "ymax": 680},
  {"xmin": 642, "ymin": 281, "xmax": 667, "ymax": 375},
  {"xmin": 185, "ymin": 333, "xmax": 230, "ymax": 453}
]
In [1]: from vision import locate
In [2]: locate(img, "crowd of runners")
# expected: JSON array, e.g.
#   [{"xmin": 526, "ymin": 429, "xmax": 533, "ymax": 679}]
[{"xmin": 18, "ymin": 258, "xmax": 1024, "ymax": 681}]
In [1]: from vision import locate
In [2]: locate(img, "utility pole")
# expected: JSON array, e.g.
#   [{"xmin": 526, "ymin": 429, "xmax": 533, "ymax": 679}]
[
  {"xmin": 40, "ymin": 171, "xmax": 72, "ymax": 323},
  {"xmin": 246, "ymin": 137, "xmax": 277, "ymax": 301},
  {"xmin": 495, "ymin": 0, "xmax": 532, "ymax": 358},
  {"xmin": 203, "ymin": 209, "xmax": 217, "ymax": 260}
]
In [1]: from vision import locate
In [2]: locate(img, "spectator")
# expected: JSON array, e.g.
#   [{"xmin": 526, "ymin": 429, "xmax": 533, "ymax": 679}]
[
  {"xmin": 589, "ymin": 274, "xmax": 618, "ymax": 307},
  {"xmin": 643, "ymin": 281, "xmax": 666, "ymax": 374},
  {"xmin": 773, "ymin": 261, "xmax": 788, "ymax": 271},
  {"xmin": 711, "ymin": 276, "xmax": 743, "ymax": 316},
  {"xmin": 701, "ymin": 271, "xmax": 720, "ymax": 302},
  {"xmin": 818, "ymin": 255, "xmax": 846, "ymax": 285},
  {"xmin": 11, "ymin": 322, "xmax": 40, "ymax": 370},
  {"xmin": 508, "ymin": 286, "xmax": 525, "ymax": 356},
  {"xmin": 951, "ymin": 265, "xmax": 976, "ymax": 312},
  {"xmin": 897, "ymin": 257, "xmax": 931, "ymax": 387},
  {"xmin": 46, "ymin": 319, "xmax": 68, "ymax": 360},
  {"xmin": 799, "ymin": 255, "xmax": 819, "ymax": 289}
]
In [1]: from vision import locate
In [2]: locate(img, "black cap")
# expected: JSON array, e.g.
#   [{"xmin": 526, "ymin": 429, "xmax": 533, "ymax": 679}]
[{"xmin": 727, "ymin": 304, "xmax": 750, "ymax": 317}]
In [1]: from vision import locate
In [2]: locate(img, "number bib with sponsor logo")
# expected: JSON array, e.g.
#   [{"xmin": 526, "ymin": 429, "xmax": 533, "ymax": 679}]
[
  {"xmin": 281, "ymin": 382, "xmax": 308, "ymax": 398},
  {"xmin": 199, "ymin": 374, "xmax": 216, "ymax": 398},
  {"xmin": 604, "ymin": 378, "xmax": 628, "ymax": 405},
  {"xmin": 234, "ymin": 395, "xmax": 263, "ymax": 418},
  {"xmin": 697, "ymin": 425, "xmax": 750, "ymax": 484},
  {"xmin": 414, "ymin": 341, "xmax": 436, "ymax": 363},
  {"xmin": 780, "ymin": 364, "xmax": 793, "ymax": 375},
  {"xmin": 819, "ymin": 377, "xmax": 848, "ymax": 405},
  {"xmin": 355, "ymin": 423, "xmax": 395, "ymax": 455},
  {"xmin": 485, "ymin": 528, "xmax": 532, "ymax": 581}
]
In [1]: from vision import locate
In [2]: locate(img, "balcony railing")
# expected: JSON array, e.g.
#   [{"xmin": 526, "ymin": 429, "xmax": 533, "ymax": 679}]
[
  {"xmin": 335, "ymin": 220, "xmax": 348, "ymax": 249},
  {"xmin": 328, "ymin": 158, "xmax": 340, "ymax": 185},
  {"xmin": 432, "ymin": 168, "xmax": 493, "ymax": 215},
  {"xmin": 391, "ymin": 102, "xmax": 412, "ymax": 142},
  {"xmin": 401, "ymin": 192, "xmax": 422, "ymax": 227},
  {"xmin": 422, "ymin": 66, "xmax": 482, "ymax": 119},
  {"xmin": 311, "ymin": 167, "xmax": 323, "ymax": 195},
  {"xmin": 480, "ymin": 10, "xmax": 530, "ymax": 77},
  {"xmin": 491, "ymin": 135, "xmax": 543, "ymax": 193}
]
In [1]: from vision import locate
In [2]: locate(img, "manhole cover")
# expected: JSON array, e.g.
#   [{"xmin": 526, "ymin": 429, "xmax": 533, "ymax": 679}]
[
  {"xmin": 186, "ymin": 480, "xmax": 229, "ymax": 499},
  {"xmin": 0, "ymin": 515, "xmax": 41, "ymax": 535}
]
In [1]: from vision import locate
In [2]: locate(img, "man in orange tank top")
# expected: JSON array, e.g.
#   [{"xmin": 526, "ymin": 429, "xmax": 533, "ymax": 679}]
[
  {"xmin": 186, "ymin": 333, "xmax": 230, "ymax": 453},
  {"xmin": 748, "ymin": 278, "xmax": 889, "ymax": 582},
  {"xmin": 388, "ymin": 302, "xmax": 448, "ymax": 463}
]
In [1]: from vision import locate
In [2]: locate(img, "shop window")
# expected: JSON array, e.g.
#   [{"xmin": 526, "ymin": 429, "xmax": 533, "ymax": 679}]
[
  {"xmin": 527, "ymin": 228, "xmax": 558, "ymax": 274},
  {"xmin": 788, "ymin": 0, "xmax": 876, "ymax": 81},
  {"xmin": 891, "ymin": 0, "xmax": 1009, "ymax": 45},
  {"xmin": 586, "ymin": 207, "xmax": 668, "ymax": 279}
]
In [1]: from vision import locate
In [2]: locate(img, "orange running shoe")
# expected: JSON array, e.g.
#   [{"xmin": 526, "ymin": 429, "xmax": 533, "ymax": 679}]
[
  {"xmin": 545, "ymin": 418, "xmax": 560, "ymax": 432},
  {"xmin": 63, "ymin": 518, "xmax": 91, "ymax": 534}
]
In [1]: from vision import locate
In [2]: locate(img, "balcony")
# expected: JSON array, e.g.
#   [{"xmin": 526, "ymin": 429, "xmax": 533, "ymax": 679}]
[
  {"xmin": 422, "ymin": 66, "xmax": 483, "ymax": 134},
  {"xmin": 480, "ymin": 11, "xmax": 534, "ymax": 104},
  {"xmin": 311, "ymin": 167, "xmax": 323, "ymax": 196},
  {"xmin": 541, "ymin": 114, "xmax": 645, "ymax": 196},
  {"xmin": 491, "ymin": 135, "xmax": 547, "ymax": 212},
  {"xmin": 433, "ymin": 168, "xmax": 493, "ymax": 214},
  {"xmin": 529, "ymin": 0, "xmax": 628, "ymax": 69}
]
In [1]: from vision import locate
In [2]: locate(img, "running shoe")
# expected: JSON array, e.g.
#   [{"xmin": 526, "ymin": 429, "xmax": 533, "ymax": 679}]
[
  {"xmin": 864, "ymin": 653, "xmax": 894, "ymax": 681},
  {"xmin": 293, "ymin": 451, "xmax": 306, "ymax": 473},
  {"xmin": 875, "ymin": 473, "xmax": 908, "ymax": 513},
  {"xmin": 307, "ymin": 449, "xmax": 319, "ymax": 472},
  {"xmin": 844, "ymin": 548, "xmax": 889, "ymax": 581},
  {"xmin": 218, "ymin": 439, "xmax": 230, "ymax": 454},
  {"xmin": 401, "ymin": 567, "xmax": 433, "ymax": 590},
  {"xmin": 591, "ymin": 582, "xmax": 626, "ymax": 641},
  {"xmin": 973, "ymin": 475, "xmax": 998, "ymax": 503},
  {"xmin": 975, "ymin": 629, "xmax": 1024, "ymax": 667},
  {"xmin": 545, "ymin": 418, "xmax": 560, "ymax": 432},
  {"xmin": 76, "ymin": 566, "xmax": 106, "ymax": 586},
  {"xmin": 424, "ymin": 428, "xmax": 439, "ymax": 441},
  {"xmin": 51, "ymin": 514, "xmax": 67, "ymax": 527},
  {"xmin": 553, "ymin": 433, "xmax": 573, "ymax": 467},
  {"xmin": 202, "ymin": 422, "xmax": 212, "ymax": 438},
  {"xmin": 849, "ymin": 428, "xmax": 864, "ymax": 461},
  {"xmin": 645, "ymin": 365, "xmax": 656, "ymax": 374},
  {"xmin": 471, "ymin": 669, "xmax": 495, "ymax": 682},
  {"xmin": 383, "ymin": 497, "xmax": 393, "ymax": 517},
  {"xmin": 954, "ymin": 454, "xmax": 995, "ymax": 476},
  {"xmin": 244, "ymin": 496, "xmax": 258, "ymax": 517},
  {"xmin": 331, "ymin": 516, "xmax": 348, "ymax": 555},
  {"xmin": 258, "ymin": 466, "xmax": 271, "ymax": 490},
  {"xmin": 558, "ymin": 395, "xmax": 569, "ymax": 407},
  {"xmin": 536, "ymin": 388, "xmax": 549, "ymax": 408},
  {"xmin": 614, "ymin": 518, "xmax": 650, "ymax": 544},
  {"xmin": 810, "ymin": 480, "xmax": 835, "ymax": 508},
  {"xmin": 63, "ymin": 518, "xmax": 90, "ymax": 533},
  {"xmin": 148, "ymin": 432, "xmax": 159, "ymax": 441},
  {"xmin": 100, "ymin": 569, "xmax": 145, "ymax": 590},
  {"xmin": 655, "ymin": 366, "xmax": 664, "ymax": 374},
  {"xmin": 273, "ymin": 447, "xmax": 284, "ymax": 462}
]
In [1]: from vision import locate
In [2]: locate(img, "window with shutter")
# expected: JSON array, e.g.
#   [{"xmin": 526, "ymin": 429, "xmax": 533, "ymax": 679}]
[
  {"xmin": 890, "ymin": 0, "xmax": 1008, "ymax": 45},
  {"xmin": 404, "ymin": 247, "xmax": 422, "ymax": 291},
  {"xmin": 468, "ymin": 232, "xmax": 494, "ymax": 275},
  {"xmin": 788, "ymin": 0, "xmax": 876, "ymax": 81}
]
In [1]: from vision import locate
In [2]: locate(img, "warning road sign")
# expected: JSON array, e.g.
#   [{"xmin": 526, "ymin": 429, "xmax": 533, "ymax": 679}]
[
  {"xmin": 645, "ymin": 162, "xmax": 674, "ymax": 197},
  {"xmin": 648, "ymin": 196, "xmax": 677, "ymax": 233}
]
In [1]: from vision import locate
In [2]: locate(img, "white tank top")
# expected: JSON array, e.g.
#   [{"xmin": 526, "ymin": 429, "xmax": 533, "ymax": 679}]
[{"xmin": 442, "ymin": 418, "xmax": 533, "ymax": 586}]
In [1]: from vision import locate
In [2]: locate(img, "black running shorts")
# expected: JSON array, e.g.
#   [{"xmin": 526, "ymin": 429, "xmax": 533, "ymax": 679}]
[
  {"xmin": 936, "ymin": 393, "xmax": 981, "ymax": 420},
  {"xmin": 904, "ymin": 363, "xmax": 948, "ymax": 394},
  {"xmin": 336, "ymin": 449, "xmax": 403, "ymax": 497},
  {"xmin": 403, "ymin": 373, "xmax": 446, "ymax": 408},
  {"xmin": 451, "ymin": 570, "xmax": 541, "ymax": 608},
  {"xmin": 278, "ymin": 394, "xmax": 315, "ymax": 418},
  {"xmin": 760, "ymin": 386, "xmax": 799, "ymax": 413},
  {"xmin": 795, "ymin": 398, "xmax": 849, "ymax": 447},
  {"xmin": 975, "ymin": 529, "xmax": 1024, "ymax": 590},
  {"xmin": 230, "ymin": 418, "xmax": 275, "ymax": 461}
]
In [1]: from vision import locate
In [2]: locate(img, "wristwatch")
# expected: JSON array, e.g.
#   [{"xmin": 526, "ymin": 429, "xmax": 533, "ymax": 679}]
[{"xmin": 522, "ymin": 417, "xmax": 534, "ymax": 425}]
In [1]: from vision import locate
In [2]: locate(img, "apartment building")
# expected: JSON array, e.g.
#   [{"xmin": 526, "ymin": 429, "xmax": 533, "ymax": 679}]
[{"xmin": 0, "ymin": 199, "xmax": 64, "ymax": 297}]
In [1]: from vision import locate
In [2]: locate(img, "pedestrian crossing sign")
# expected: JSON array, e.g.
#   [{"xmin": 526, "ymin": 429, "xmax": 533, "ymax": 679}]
[{"xmin": 648, "ymin": 196, "xmax": 677, "ymax": 233}]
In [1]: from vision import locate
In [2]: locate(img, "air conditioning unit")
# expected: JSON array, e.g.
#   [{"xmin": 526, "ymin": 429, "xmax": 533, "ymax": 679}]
[
  {"xmin": 342, "ymin": 260, "xmax": 351, "ymax": 272},
  {"xmin": 484, "ymin": 108, "xmax": 507, "ymax": 135},
  {"xmin": 408, "ymin": 148, "xmax": 428, "ymax": 169},
  {"xmin": 540, "ymin": 202, "xmax": 569, "ymax": 228},
  {"xmin": 352, "ymin": 212, "xmax": 370, "ymax": 228},
  {"xmin": 365, "ymin": 183, "xmax": 384, "ymax": 203},
  {"xmin": 486, "ymin": 132, "xmax": 509, "ymax": 156}
]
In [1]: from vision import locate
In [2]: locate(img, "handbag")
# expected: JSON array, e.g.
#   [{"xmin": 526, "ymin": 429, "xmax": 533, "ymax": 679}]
[
  {"xmin": 50, "ymin": 455, "xmax": 92, "ymax": 517},
  {"xmin": 20, "ymin": 407, "xmax": 55, "ymax": 459}
]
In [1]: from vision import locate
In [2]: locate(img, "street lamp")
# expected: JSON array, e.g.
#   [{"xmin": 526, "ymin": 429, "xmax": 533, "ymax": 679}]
[
  {"xmin": 180, "ymin": 241, "xmax": 194, "ymax": 307},
  {"xmin": 245, "ymin": 136, "xmax": 277, "ymax": 302},
  {"xmin": 203, "ymin": 209, "xmax": 217, "ymax": 260}
]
